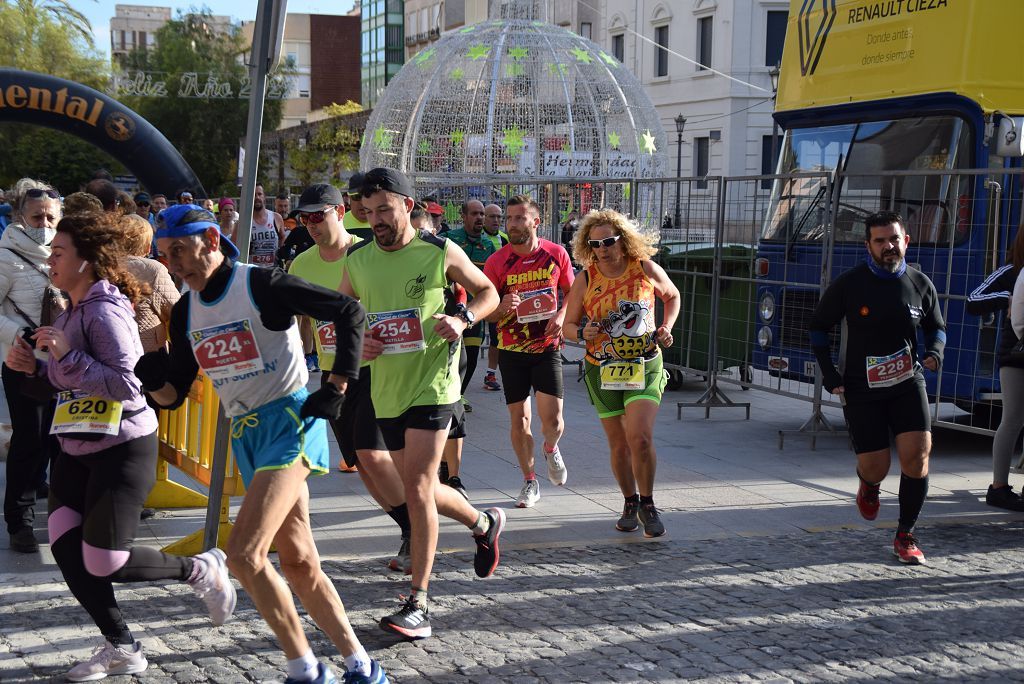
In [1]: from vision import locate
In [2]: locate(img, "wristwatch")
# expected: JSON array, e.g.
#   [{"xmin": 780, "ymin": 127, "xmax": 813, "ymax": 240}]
[{"xmin": 454, "ymin": 303, "xmax": 476, "ymax": 325}]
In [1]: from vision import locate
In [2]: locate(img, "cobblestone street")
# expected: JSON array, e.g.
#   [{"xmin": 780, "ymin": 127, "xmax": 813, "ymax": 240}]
[{"xmin": 4, "ymin": 520, "xmax": 1024, "ymax": 682}]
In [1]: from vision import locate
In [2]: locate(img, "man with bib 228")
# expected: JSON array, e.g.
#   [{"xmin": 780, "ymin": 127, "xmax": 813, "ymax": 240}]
[
  {"xmin": 483, "ymin": 195, "xmax": 574, "ymax": 508},
  {"xmin": 809, "ymin": 210, "xmax": 945, "ymax": 566},
  {"xmin": 563, "ymin": 209, "xmax": 679, "ymax": 538},
  {"xmin": 341, "ymin": 168, "xmax": 504, "ymax": 640},
  {"xmin": 138, "ymin": 205, "xmax": 388, "ymax": 684}
]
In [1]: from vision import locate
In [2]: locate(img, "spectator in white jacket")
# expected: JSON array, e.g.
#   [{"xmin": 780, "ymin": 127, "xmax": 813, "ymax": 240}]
[{"xmin": 0, "ymin": 178, "xmax": 62, "ymax": 553}]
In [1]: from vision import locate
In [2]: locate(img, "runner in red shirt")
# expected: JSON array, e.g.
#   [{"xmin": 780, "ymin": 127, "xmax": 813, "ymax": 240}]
[{"xmin": 483, "ymin": 195, "xmax": 574, "ymax": 508}]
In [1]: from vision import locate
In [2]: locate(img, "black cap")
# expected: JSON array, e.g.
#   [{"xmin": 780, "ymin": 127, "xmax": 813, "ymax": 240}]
[
  {"xmin": 347, "ymin": 172, "xmax": 366, "ymax": 195},
  {"xmin": 296, "ymin": 183, "xmax": 343, "ymax": 212},
  {"xmin": 361, "ymin": 167, "xmax": 415, "ymax": 199},
  {"xmin": 133, "ymin": 192, "xmax": 151, "ymax": 204}
]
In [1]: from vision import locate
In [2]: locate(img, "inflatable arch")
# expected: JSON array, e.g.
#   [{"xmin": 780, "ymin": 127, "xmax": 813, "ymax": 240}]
[{"xmin": 0, "ymin": 68, "xmax": 204, "ymax": 197}]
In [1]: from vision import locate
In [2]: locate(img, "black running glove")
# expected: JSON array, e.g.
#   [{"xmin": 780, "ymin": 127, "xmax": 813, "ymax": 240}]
[
  {"xmin": 134, "ymin": 348, "xmax": 170, "ymax": 392},
  {"xmin": 301, "ymin": 383, "xmax": 346, "ymax": 420}
]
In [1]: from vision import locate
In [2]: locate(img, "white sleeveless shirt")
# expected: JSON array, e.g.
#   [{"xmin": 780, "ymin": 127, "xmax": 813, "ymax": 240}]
[
  {"xmin": 250, "ymin": 212, "xmax": 280, "ymax": 266},
  {"xmin": 187, "ymin": 263, "xmax": 306, "ymax": 416}
]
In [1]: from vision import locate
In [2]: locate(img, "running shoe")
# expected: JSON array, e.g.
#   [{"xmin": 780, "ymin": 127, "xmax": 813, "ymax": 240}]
[
  {"xmin": 986, "ymin": 484, "xmax": 1024, "ymax": 512},
  {"xmin": 380, "ymin": 596, "xmax": 431, "ymax": 639},
  {"xmin": 285, "ymin": 662, "xmax": 337, "ymax": 684},
  {"xmin": 438, "ymin": 460, "xmax": 449, "ymax": 484},
  {"xmin": 543, "ymin": 445, "xmax": 568, "ymax": 486},
  {"xmin": 893, "ymin": 531, "xmax": 926, "ymax": 565},
  {"xmin": 483, "ymin": 371, "xmax": 501, "ymax": 391},
  {"xmin": 9, "ymin": 527, "xmax": 39, "ymax": 553},
  {"xmin": 447, "ymin": 475, "xmax": 469, "ymax": 501},
  {"xmin": 189, "ymin": 547, "xmax": 236, "ymax": 626},
  {"xmin": 66, "ymin": 640, "xmax": 148, "ymax": 682},
  {"xmin": 616, "ymin": 499, "xmax": 640, "ymax": 532},
  {"xmin": 338, "ymin": 462, "xmax": 359, "ymax": 473},
  {"xmin": 305, "ymin": 353, "xmax": 320, "ymax": 372},
  {"xmin": 473, "ymin": 507, "xmax": 506, "ymax": 578},
  {"xmin": 638, "ymin": 503, "xmax": 666, "ymax": 538},
  {"xmin": 388, "ymin": 537, "xmax": 410, "ymax": 574},
  {"xmin": 516, "ymin": 479, "xmax": 540, "ymax": 508},
  {"xmin": 342, "ymin": 660, "xmax": 390, "ymax": 684},
  {"xmin": 461, "ymin": 396, "xmax": 473, "ymax": 413},
  {"xmin": 856, "ymin": 478, "xmax": 881, "ymax": 520}
]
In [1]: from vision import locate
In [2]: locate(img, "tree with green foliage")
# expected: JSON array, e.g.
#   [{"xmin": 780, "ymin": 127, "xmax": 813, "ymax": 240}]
[
  {"xmin": 0, "ymin": 0, "xmax": 123, "ymax": 191},
  {"xmin": 118, "ymin": 10, "xmax": 286, "ymax": 197},
  {"xmin": 283, "ymin": 101, "xmax": 364, "ymax": 188}
]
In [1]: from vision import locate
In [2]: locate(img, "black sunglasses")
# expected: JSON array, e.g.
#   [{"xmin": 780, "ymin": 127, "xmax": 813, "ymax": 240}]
[
  {"xmin": 587, "ymin": 234, "xmax": 622, "ymax": 249},
  {"xmin": 26, "ymin": 188, "xmax": 59, "ymax": 200}
]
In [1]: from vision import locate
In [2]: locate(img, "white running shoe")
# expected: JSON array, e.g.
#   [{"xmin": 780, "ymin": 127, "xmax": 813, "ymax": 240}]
[
  {"xmin": 66, "ymin": 640, "xmax": 148, "ymax": 682},
  {"xmin": 516, "ymin": 479, "xmax": 540, "ymax": 508},
  {"xmin": 544, "ymin": 446, "xmax": 568, "ymax": 486},
  {"xmin": 189, "ymin": 547, "xmax": 236, "ymax": 626}
]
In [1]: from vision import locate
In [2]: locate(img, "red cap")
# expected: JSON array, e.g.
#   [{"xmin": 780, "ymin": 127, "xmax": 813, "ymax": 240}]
[{"xmin": 425, "ymin": 201, "xmax": 444, "ymax": 216}]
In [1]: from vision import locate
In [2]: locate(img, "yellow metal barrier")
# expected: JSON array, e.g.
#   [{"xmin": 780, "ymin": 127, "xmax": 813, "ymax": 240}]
[{"xmin": 146, "ymin": 374, "xmax": 246, "ymax": 555}]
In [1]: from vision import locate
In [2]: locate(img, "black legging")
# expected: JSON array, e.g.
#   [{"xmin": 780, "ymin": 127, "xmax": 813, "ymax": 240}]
[
  {"xmin": 461, "ymin": 343, "xmax": 479, "ymax": 396},
  {"xmin": 49, "ymin": 432, "xmax": 192, "ymax": 645},
  {"xmin": 2, "ymin": 363, "xmax": 55, "ymax": 534}
]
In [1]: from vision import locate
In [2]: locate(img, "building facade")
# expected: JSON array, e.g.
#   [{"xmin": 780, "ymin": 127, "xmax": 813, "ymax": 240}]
[
  {"xmin": 601, "ymin": 0, "xmax": 789, "ymax": 182},
  {"xmin": 110, "ymin": 5, "xmax": 233, "ymax": 63},
  {"xmin": 361, "ymin": 0, "xmax": 405, "ymax": 108}
]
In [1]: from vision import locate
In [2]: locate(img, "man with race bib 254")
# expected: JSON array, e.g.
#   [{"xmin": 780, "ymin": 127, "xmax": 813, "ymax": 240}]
[{"xmin": 809, "ymin": 210, "xmax": 945, "ymax": 566}]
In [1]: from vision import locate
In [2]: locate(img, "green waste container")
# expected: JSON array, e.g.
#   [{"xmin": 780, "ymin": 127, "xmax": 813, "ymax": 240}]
[{"xmin": 654, "ymin": 242, "xmax": 755, "ymax": 384}]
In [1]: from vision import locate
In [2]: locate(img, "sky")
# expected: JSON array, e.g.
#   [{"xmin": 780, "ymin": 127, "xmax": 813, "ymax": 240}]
[{"xmin": 80, "ymin": 1, "xmax": 358, "ymax": 57}]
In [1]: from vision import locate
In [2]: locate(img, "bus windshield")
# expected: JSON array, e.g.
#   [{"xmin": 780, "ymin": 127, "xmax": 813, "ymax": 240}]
[{"xmin": 761, "ymin": 115, "xmax": 972, "ymax": 244}]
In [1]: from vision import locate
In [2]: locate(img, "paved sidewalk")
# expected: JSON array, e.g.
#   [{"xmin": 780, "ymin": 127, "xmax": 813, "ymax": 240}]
[{"xmin": 2, "ymin": 357, "xmax": 1023, "ymax": 682}]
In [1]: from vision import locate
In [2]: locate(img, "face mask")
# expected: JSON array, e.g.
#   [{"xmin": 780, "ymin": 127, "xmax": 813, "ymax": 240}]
[{"xmin": 23, "ymin": 225, "xmax": 56, "ymax": 246}]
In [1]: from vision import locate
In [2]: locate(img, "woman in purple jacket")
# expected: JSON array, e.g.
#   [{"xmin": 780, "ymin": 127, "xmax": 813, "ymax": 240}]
[{"xmin": 5, "ymin": 212, "xmax": 236, "ymax": 682}]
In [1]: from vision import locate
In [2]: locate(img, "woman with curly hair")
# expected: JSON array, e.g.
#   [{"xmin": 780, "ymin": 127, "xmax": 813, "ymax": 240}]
[
  {"xmin": 563, "ymin": 209, "xmax": 680, "ymax": 537},
  {"xmin": 5, "ymin": 212, "xmax": 235, "ymax": 681}
]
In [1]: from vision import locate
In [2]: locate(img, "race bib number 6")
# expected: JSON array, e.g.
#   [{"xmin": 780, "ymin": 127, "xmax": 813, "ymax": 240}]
[
  {"xmin": 865, "ymin": 347, "xmax": 914, "ymax": 389},
  {"xmin": 516, "ymin": 287, "xmax": 558, "ymax": 323},
  {"xmin": 368, "ymin": 308, "xmax": 425, "ymax": 354},
  {"xmin": 50, "ymin": 390, "xmax": 123, "ymax": 437}
]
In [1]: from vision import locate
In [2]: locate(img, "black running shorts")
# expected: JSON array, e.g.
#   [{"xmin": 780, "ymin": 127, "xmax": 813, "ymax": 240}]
[
  {"xmin": 842, "ymin": 380, "xmax": 930, "ymax": 454},
  {"xmin": 377, "ymin": 402, "xmax": 457, "ymax": 452},
  {"xmin": 330, "ymin": 368, "xmax": 387, "ymax": 466},
  {"xmin": 497, "ymin": 347, "xmax": 564, "ymax": 404}
]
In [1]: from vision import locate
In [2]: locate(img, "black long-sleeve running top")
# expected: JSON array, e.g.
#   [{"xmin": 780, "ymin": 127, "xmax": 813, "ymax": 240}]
[
  {"xmin": 808, "ymin": 261, "xmax": 946, "ymax": 395},
  {"xmin": 162, "ymin": 260, "xmax": 364, "ymax": 409}
]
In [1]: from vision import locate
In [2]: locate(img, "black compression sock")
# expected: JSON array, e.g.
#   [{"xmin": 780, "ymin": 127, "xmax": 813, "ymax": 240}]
[
  {"xmin": 390, "ymin": 503, "xmax": 411, "ymax": 537},
  {"xmin": 638, "ymin": 495, "xmax": 654, "ymax": 507},
  {"xmin": 897, "ymin": 473, "xmax": 929, "ymax": 533},
  {"xmin": 625, "ymin": 493, "xmax": 640, "ymax": 504}
]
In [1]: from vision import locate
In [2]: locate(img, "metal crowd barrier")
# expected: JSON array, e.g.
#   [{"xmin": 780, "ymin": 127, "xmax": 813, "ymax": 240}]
[{"xmin": 147, "ymin": 373, "xmax": 242, "ymax": 555}]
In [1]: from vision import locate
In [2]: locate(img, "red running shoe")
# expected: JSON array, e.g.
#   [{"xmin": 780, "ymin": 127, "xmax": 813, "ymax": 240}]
[
  {"xmin": 893, "ymin": 531, "xmax": 926, "ymax": 565},
  {"xmin": 856, "ymin": 478, "xmax": 881, "ymax": 520}
]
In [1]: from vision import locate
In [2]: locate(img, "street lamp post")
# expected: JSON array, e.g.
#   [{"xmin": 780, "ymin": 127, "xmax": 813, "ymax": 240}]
[
  {"xmin": 674, "ymin": 113, "xmax": 686, "ymax": 232},
  {"xmin": 769, "ymin": 62, "xmax": 781, "ymax": 174}
]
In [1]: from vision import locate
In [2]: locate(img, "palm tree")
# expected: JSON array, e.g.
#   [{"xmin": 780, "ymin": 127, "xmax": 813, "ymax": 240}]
[{"xmin": 7, "ymin": 0, "xmax": 94, "ymax": 45}]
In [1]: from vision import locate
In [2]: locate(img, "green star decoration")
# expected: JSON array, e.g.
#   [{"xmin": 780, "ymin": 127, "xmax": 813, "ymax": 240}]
[
  {"xmin": 608, "ymin": 131, "xmax": 621, "ymax": 149},
  {"xmin": 640, "ymin": 129, "xmax": 657, "ymax": 154},
  {"xmin": 547, "ymin": 62, "xmax": 569, "ymax": 77},
  {"xmin": 570, "ymin": 47, "xmax": 593, "ymax": 63},
  {"xmin": 599, "ymin": 51, "xmax": 619, "ymax": 67},
  {"xmin": 560, "ymin": 204, "xmax": 575, "ymax": 224},
  {"xmin": 450, "ymin": 67, "xmax": 465, "ymax": 81},
  {"xmin": 417, "ymin": 138, "xmax": 431, "ymax": 156},
  {"xmin": 451, "ymin": 129, "xmax": 465, "ymax": 146},
  {"xmin": 561, "ymin": 140, "xmax": 572, "ymax": 153},
  {"xmin": 508, "ymin": 46, "xmax": 529, "ymax": 61},
  {"xmin": 414, "ymin": 48, "xmax": 436, "ymax": 66},
  {"xmin": 373, "ymin": 127, "xmax": 394, "ymax": 151},
  {"xmin": 467, "ymin": 44, "xmax": 491, "ymax": 60},
  {"xmin": 501, "ymin": 126, "xmax": 527, "ymax": 157}
]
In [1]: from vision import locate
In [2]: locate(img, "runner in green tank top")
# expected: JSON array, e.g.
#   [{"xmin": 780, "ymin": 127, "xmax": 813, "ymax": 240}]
[
  {"xmin": 340, "ymin": 168, "xmax": 506, "ymax": 640},
  {"xmin": 287, "ymin": 183, "xmax": 411, "ymax": 573}
]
